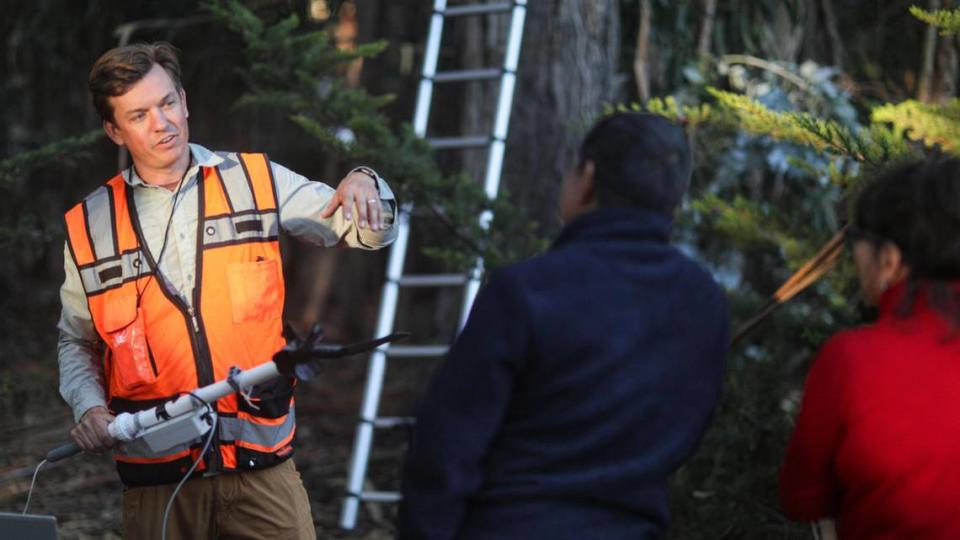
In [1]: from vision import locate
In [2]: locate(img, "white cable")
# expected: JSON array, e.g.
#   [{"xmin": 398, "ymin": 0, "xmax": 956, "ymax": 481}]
[
  {"xmin": 22, "ymin": 459, "xmax": 47, "ymax": 515},
  {"xmin": 161, "ymin": 399, "xmax": 218, "ymax": 540}
]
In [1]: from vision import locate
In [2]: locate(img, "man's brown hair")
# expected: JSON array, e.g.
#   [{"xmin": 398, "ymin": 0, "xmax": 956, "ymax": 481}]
[{"xmin": 89, "ymin": 42, "xmax": 183, "ymax": 123}]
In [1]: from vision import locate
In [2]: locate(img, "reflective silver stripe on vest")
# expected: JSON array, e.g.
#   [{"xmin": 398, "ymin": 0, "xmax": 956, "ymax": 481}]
[
  {"xmin": 219, "ymin": 409, "xmax": 296, "ymax": 449},
  {"xmin": 84, "ymin": 186, "xmax": 117, "ymax": 260},
  {"xmin": 217, "ymin": 153, "xmax": 257, "ymax": 213},
  {"xmin": 202, "ymin": 211, "xmax": 279, "ymax": 247},
  {"xmin": 115, "ymin": 407, "xmax": 296, "ymax": 460},
  {"xmin": 78, "ymin": 249, "xmax": 146, "ymax": 295}
]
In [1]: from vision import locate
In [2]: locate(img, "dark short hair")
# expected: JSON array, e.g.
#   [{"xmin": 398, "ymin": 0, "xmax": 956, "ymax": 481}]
[
  {"xmin": 855, "ymin": 158, "xmax": 960, "ymax": 281},
  {"xmin": 855, "ymin": 158, "xmax": 960, "ymax": 330},
  {"xmin": 578, "ymin": 112, "xmax": 691, "ymax": 215},
  {"xmin": 89, "ymin": 42, "xmax": 183, "ymax": 123}
]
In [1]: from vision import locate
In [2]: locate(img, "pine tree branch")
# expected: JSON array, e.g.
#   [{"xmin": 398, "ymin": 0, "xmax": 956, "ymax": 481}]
[
  {"xmin": 204, "ymin": 0, "xmax": 547, "ymax": 270},
  {"xmin": 911, "ymin": 4, "xmax": 960, "ymax": 35},
  {"xmin": 871, "ymin": 98, "xmax": 960, "ymax": 151},
  {"xmin": 0, "ymin": 130, "xmax": 103, "ymax": 187}
]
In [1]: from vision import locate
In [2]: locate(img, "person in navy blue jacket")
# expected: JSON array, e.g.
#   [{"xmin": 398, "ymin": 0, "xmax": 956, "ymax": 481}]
[{"xmin": 398, "ymin": 112, "xmax": 730, "ymax": 540}]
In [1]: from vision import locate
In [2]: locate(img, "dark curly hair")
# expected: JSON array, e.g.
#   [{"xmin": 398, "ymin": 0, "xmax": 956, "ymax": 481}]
[{"xmin": 854, "ymin": 157, "xmax": 960, "ymax": 327}]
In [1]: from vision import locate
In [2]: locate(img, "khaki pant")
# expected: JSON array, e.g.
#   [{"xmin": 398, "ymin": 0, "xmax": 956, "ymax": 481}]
[{"xmin": 122, "ymin": 459, "xmax": 316, "ymax": 539}]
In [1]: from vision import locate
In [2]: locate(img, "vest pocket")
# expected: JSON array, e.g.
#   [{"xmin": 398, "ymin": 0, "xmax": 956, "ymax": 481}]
[
  {"xmin": 103, "ymin": 290, "xmax": 157, "ymax": 391},
  {"xmin": 227, "ymin": 259, "xmax": 283, "ymax": 323}
]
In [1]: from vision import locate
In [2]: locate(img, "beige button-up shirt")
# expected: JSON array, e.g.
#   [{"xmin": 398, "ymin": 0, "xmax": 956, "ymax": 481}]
[{"xmin": 58, "ymin": 143, "xmax": 397, "ymax": 421}]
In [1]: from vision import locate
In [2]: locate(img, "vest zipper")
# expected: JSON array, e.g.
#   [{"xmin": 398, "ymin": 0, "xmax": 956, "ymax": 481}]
[
  {"xmin": 125, "ymin": 169, "xmax": 221, "ymax": 474},
  {"xmin": 191, "ymin": 173, "xmax": 222, "ymax": 475},
  {"xmin": 187, "ymin": 305, "xmax": 201, "ymax": 333},
  {"xmin": 181, "ymin": 303, "xmax": 213, "ymax": 385},
  {"xmin": 185, "ymin": 300, "xmax": 220, "ymax": 474}
]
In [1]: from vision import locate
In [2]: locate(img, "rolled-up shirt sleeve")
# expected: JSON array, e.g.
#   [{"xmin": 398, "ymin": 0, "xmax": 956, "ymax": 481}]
[
  {"xmin": 58, "ymin": 243, "xmax": 107, "ymax": 423},
  {"xmin": 272, "ymin": 162, "xmax": 397, "ymax": 249}
]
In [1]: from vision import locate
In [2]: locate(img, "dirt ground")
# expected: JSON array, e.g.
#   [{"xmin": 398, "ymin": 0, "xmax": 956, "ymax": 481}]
[{"xmin": 0, "ymin": 357, "xmax": 431, "ymax": 539}]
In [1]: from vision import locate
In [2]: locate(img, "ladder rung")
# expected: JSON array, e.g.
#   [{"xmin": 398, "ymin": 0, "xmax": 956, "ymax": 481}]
[
  {"xmin": 396, "ymin": 273, "xmax": 469, "ymax": 287},
  {"xmin": 341, "ymin": 0, "xmax": 528, "ymax": 529},
  {"xmin": 358, "ymin": 491, "xmax": 402, "ymax": 503},
  {"xmin": 439, "ymin": 3, "xmax": 515, "ymax": 17},
  {"xmin": 370, "ymin": 416, "xmax": 416, "ymax": 428},
  {"xmin": 431, "ymin": 68, "xmax": 502, "ymax": 83},
  {"xmin": 388, "ymin": 345, "xmax": 450, "ymax": 358},
  {"xmin": 427, "ymin": 135, "xmax": 490, "ymax": 149}
]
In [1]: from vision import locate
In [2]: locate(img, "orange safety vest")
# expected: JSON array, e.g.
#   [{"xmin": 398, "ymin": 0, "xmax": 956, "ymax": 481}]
[{"xmin": 64, "ymin": 152, "xmax": 295, "ymax": 487}]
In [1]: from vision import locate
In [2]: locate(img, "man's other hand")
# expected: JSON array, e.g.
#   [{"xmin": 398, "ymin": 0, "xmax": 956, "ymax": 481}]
[
  {"xmin": 320, "ymin": 170, "xmax": 383, "ymax": 230},
  {"xmin": 71, "ymin": 405, "xmax": 116, "ymax": 453}
]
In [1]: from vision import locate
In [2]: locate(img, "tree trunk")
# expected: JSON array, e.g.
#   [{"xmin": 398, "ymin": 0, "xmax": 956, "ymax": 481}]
[
  {"xmin": 919, "ymin": 0, "xmax": 942, "ymax": 101},
  {"xmin": 933, "ymin": 0, "xmax": 959, "ymax": 102},
  {"xmin": 697, "ymin": 0, "xmax": 717, "ymax": 61},
  {"xmin": 818, "ymin": 0, "xmax": 845, "ymax": 69},
  {"xmin": 502, "ymin": 0, "xmax": 622, "ymax": 235},
  {"xmin": 937, "ymin": 34, "xmax": 959, "ymax": 101},
  {"xmin": 634, "ymin": 0, "xmax": 653, "ymax": 102}
]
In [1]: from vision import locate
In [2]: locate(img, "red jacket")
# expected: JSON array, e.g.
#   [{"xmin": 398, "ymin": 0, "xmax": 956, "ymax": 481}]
[{"xmin": 781, "ymin": 281, "xmax": 960, "ymax": 539}]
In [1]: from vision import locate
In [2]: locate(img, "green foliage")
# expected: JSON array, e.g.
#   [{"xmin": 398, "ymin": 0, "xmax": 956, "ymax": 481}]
[
  {"xmin": 597, "ymin": 19, "xmax": 959, "ymax": 536},
  {"xmin": 205, "ymin": 0, "xmax": 547, "ymax": 271},
  {"xmin": 691, "ymin": 194, "xmax": 796, "ymax": 252},
  {"xmin": 707, "ymin": 89, "xmax": 841, "ymax": 153},
  {"xmin": 872, "ymin": 99, "xmax": 960, "ymax": 152},
  {"xmin": 704, "ymin": 88, "xmax": 915, "ymax": 165},
  {"xmin": 606, "ymin": 97, "xmax": 715, "ymax": 127},
  {"xmin": 621, "ymin": 45, "xmax": 948, "ymax": 537},
  {"xmin": 910, "ymin": 5, "xmax": 960, "ymax": 35},
  {"xmin": 0, "ymin": 130, "xmax": 103, "ymax": 187}
]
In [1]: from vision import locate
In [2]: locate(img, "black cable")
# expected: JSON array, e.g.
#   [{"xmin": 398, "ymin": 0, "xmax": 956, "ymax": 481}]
[
  {"xmin": 161, "ymin": 391, "xmax": 216, "ymax": 540},
  {"xmin": 133, "ymin": 158, "xmax": 194, "ymax": 307}
]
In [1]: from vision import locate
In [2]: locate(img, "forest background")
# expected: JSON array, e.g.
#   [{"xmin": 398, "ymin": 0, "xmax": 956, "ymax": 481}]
[{"xmin": 0, "ymin": 0, "xmax": 956, "ymax": 538}]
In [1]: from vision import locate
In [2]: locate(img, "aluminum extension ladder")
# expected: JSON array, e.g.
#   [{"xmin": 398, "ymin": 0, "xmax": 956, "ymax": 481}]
[{"xmin": 339, "ymin": 0, "xmax": 527, "ymax": 529}]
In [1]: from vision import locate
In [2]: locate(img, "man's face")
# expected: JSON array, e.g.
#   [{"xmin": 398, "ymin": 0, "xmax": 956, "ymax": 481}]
[{"xmin": 103, "ymin": 63, "xmax": 190, "ymax": 177}]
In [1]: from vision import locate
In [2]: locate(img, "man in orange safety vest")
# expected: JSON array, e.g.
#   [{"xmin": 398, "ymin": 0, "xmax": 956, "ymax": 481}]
[{"xmin": 58, "ymin": 42, "xmax": 396, "ymax": 538}]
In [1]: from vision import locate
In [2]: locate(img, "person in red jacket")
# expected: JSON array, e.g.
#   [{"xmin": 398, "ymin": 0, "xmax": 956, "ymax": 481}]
[{"xmin": 780, "ymin": 158, "xmax": 960, "ymax": 539}]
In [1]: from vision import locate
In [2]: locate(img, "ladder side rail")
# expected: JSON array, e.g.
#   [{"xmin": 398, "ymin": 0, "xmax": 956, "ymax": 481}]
[
  {"xmin": 341, "ymin": 0, "xmax": 528, "ymax": 527},
  {"xmin": 413, "ymin": 4, "xmax": 446, "ymax": 136},
  {"xmin": 341, "ymin": 0, "xmax": 449, "ymax": 529},
  {"xmin": 442, "ymin": 3, "xmax": 515, "ymax": 17},
  {"xmin": 340, "ymin": 206, "xmax": 413, "ymax": 529},
  {"xmin": 458, "ymin": 1, "xmax": 528, "ymax": 327}
]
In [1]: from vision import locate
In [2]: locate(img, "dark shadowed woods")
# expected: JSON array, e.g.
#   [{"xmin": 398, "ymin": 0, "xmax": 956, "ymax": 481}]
[{"xmin": 1, "ymin": 1, "xmax": 953, "ymax": 538}]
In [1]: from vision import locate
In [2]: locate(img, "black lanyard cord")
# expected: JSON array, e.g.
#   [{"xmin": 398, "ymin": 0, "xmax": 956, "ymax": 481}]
[{"xmin": 134, "ymin": 157, "xmax": 195, "ymax": 307}]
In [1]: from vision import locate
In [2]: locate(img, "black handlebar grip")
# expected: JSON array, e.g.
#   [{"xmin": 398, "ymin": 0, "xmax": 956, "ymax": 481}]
[{"xmin": 46, "ymin": 441, "xmax": 81, "ymax": 463}]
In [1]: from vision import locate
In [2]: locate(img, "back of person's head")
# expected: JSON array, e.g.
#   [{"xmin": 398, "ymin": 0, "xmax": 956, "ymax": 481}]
[
  {"xmin": 855, "ymin": 158, "xmax": 960, "ymax": 282},
  {"xmin": 578, "ymin": 112, "xmax": 691, "ymax": 216},
  {"xmin": 89, "ymin": 42, "xmax": 182, "ymax": 124},
  {"xmin": 855, "ymin": 157, "xmax": 960, "ymax": 328}
]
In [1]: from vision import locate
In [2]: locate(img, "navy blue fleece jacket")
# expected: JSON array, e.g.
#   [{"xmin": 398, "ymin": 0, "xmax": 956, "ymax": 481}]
[{"xmin": 398, "ymin": 207, "xmax": 729, "ymax": 540}]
